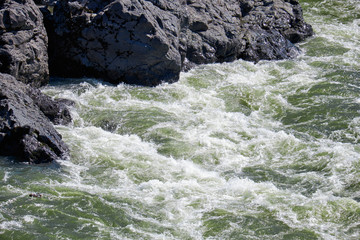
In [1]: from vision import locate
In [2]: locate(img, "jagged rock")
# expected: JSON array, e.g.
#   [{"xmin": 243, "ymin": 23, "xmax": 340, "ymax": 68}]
[
  {"xmin": 44, "ymin": 0, "xmax": 181, "ymax": 86},
  {"xmin": 44, "ymin": 0, "xmax": 313, "ymax": 86},
  {"xmin": 182, "ymin": 0, "xmax": 313, "ymax": 65},
  {"xmin": 27, "ymin": 87, "xmax": 73, "ymax": 125},
  {"xmin": 0, "ymin": 0, "xmax": 49, "ymax": 87},
  {"xmin": 0, "ymin": 73, "xmax": 69, "ymax": 164}
]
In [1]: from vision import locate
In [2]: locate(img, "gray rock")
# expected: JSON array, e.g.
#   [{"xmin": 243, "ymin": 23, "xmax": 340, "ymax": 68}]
[
  {"xmin": 0, "ymin": 0, "xmax": 49, "ymax": 87},
  {"xmin": 181, "ymin": 0, "xmax": 313, "ymax": 65},
  {"xmin": 27, "ymin": 87, "xmax": 73, "ymax": 125},
  {"xmin": 45, "ymin": 0, "xmax": 181, "ymax": 86},
  {"xmin": 45, "ymin": 0, "xmax": 313, "ymax": 86},
  {"xmin": 0, "ymin": 73, "xmax": 69, "ymax": 164}
]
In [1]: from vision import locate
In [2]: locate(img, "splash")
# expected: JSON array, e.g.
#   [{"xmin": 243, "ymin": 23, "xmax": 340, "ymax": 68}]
[{"xmin": 1, "ymin": 0, "xmax": 360, "ymax": 239}]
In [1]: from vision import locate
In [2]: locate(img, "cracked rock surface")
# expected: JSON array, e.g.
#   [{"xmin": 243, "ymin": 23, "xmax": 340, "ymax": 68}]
[
  {"xmin": 0, "ymin": 0, "xmax": 49, "ymax": 87},
  {"xmin": 0, "ymin": 73, "xmax": 70, "ymax": 164},
  {"xmin": 44, "ymin": 0, "xmax": 313, "ymax": 86}
]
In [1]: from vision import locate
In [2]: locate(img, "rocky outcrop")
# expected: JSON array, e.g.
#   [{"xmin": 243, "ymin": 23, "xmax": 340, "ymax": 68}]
[
  {"xmin": 44, "ymin": 0, "xmax": 181, "ymax": 86},
  {"xmin": 28, "ymin": 86, "xmax": 73, "ymax": 125},
  {"xmin": 0, "ymin": 0, "xmax": 313, "ymax": 163},
  {"xmin": 43, "ymin": 0, "xmax": 313, "ymax": 86},
  {"xmin": 0, "ymin": 73, "xmax": 70, "ymax": 164},
  {"xmin": 182, "ymin": 0, "xmax": 313, "ymax": 65},
  {"xmin": 0, "ymin": 0, "xmax": 49, "ymax": 87}
]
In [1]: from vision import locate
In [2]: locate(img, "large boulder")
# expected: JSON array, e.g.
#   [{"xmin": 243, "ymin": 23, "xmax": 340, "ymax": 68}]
[
  {"xmin": 181, "ymin": 0, "xmax": 313, "ymax": 66},
  {"xmin": 0, "ymin": 73, "xmax": 70, "ymax": 164},
  {"xmin": 0, "ymin": 0, "xmax": 49, "ymax": 87},
  {"xmin": 44, "ymin": 0, "xmax": 313, "ymax": 86},
  {"xmin": 44, "ymin": 0, "xmax": 182, "ymax": 86}
]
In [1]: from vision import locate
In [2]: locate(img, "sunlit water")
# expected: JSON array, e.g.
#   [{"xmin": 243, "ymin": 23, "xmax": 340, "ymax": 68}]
[{"xmin": 1, "ymin": 0, "xmax": 360, "ymax": 239}]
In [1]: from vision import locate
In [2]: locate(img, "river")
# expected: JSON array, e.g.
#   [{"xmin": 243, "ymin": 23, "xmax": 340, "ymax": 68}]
[{"xmin": 1, "ymin": 0, "xmax": 360, "ymax": 239}]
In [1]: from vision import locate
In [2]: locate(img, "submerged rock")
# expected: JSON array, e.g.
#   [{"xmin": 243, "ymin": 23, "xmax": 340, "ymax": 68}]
[
  {"xmin": 44, "ymin": 0, "xmax": 313, "ymax": 86},
  {"xmin": 29, "ymin": 192, "xmax": 42, "ymax": 198},
  {"xmin": 0, "ymin": 73, "xmax": 69, "ymax": 164},
  {"xmin": 0, "ymin": 0, "xmax": 49, "ymax": 87}
]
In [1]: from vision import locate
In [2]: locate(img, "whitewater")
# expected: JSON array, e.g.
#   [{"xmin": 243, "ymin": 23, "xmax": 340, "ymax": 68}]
[{"xmin": 1, "ymin": 0, "xmax": 360, "ymax": 239}]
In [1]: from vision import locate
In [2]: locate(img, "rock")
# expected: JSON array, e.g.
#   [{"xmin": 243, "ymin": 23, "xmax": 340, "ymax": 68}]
[
  {"xmin": 29, "ymin": 192, "xmax": 42, "ymax": 198},
  {"xmin": 0, "ymin": 73, "xmax": 69, "ymax": 164},
  {"xmin": 44, "ymin": 0, "xmax": 182, "ymax": 86},
  {"xmin": 27, "ymin": 87, "xmax": 73, "ymax": 125},
  {"xmin": 177, "ymin": 0, "xmax": 313, "ymax": 65},
  {"xmin": 44, "ymin": 0, "xmax": 313, "ymax": 86},
  {"xmin": 0, "ymin": 0, "xmax": 49, "ymax": 87},
  {"xmin": 34, "ymin": 0, "xmax": 56, "ymax": 5}
]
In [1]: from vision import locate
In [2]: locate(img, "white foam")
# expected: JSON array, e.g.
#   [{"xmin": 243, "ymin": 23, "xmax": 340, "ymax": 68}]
[
  {"xmin": 2, "ymin": 171, "xmax": 9, "ymax": 182},
  {"xmin": 23, "ymin": 215, "xmax": 35, "ymax": 223},
  {"xmin": 0, "ymin": 220, "xmax": 23, "ymax": 230},
  {"xmin": 34, "ymin": 4, "xmax": 360, "ymax": 237}
]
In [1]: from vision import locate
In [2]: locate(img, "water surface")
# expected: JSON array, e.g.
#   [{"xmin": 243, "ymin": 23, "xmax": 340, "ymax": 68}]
[{"xmin": 1, "ymin": 0, "xmax": 360, "ymax": 239}]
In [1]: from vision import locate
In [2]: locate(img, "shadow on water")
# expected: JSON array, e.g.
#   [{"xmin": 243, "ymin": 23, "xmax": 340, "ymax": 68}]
[
  {"xmin": 0, "ymin": 156, "xmax": 63, "ymax": 169},
  {"xmin": 48, "ymin": 77, "xmax": 115, "ymax": 88}
]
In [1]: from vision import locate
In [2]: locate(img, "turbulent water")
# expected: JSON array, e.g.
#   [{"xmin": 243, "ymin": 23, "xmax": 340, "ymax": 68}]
[{"xmin": 1, "ymin": 0, "xmax": 360, "ymax": 239}]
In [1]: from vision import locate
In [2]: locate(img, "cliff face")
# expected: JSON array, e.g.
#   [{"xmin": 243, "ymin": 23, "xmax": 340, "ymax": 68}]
[
  {"xmin": 44, "ymin": 0, "xmax": 313, "ymax": 86},
  {"xmin": 0, "ymin": 0, "xmax": 49, "ymax": 87}
]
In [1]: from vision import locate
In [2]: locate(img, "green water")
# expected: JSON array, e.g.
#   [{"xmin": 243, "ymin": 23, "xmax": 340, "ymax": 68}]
[{"xmin": 1, "ymin": 0, "xmax": 360, "ymax": 239}]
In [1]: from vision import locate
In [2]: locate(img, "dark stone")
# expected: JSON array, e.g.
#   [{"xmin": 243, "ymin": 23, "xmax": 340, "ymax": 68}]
[
  {"xmin": 0, "ymin": 73, "xmax": 69, "ymax": 164},
  {"xmin": 27, "ymin": 87, "xmax": 73, "ymax": 125},
  {"xmin": 34, "ymin": 0, "xmax": 56, "ymax": 5},
  {"xmin": 44, "ymin": 0, "xmax": 181, "ymax": 86},
  {"xmin": 44, "ymin": 0, "xmax": 313, "ymax": 86},
  {"xmin": 0, "ymin": 0, "xmax": 49, "ymax": 87},
  {"xmin": 29, "ymin": 192, "xmax": 42, "ymax": 198}
]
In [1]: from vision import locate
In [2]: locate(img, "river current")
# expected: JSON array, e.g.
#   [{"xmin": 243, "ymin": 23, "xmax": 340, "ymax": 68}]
[{"xmin": 1, "ymin": 0, "xmax": 360, "ymax": 239}]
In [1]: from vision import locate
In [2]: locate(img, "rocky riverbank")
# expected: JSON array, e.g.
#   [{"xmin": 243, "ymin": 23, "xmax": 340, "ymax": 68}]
[
  {"xmin": 44, "ymin": 0, "xmax": 313, "ymax": 86},
  {"xmin": 0, "ymin": 0, "xmax": 313, "ymax": 163},
  {"xmin": 0, "ymin": 73, "xmax": 71, "ymax": 164}
]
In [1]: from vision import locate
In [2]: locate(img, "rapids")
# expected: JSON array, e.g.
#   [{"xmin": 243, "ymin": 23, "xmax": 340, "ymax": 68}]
[{"xmin": 1, "ymin": 0, "xmax": 360, "ymax": 239}]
